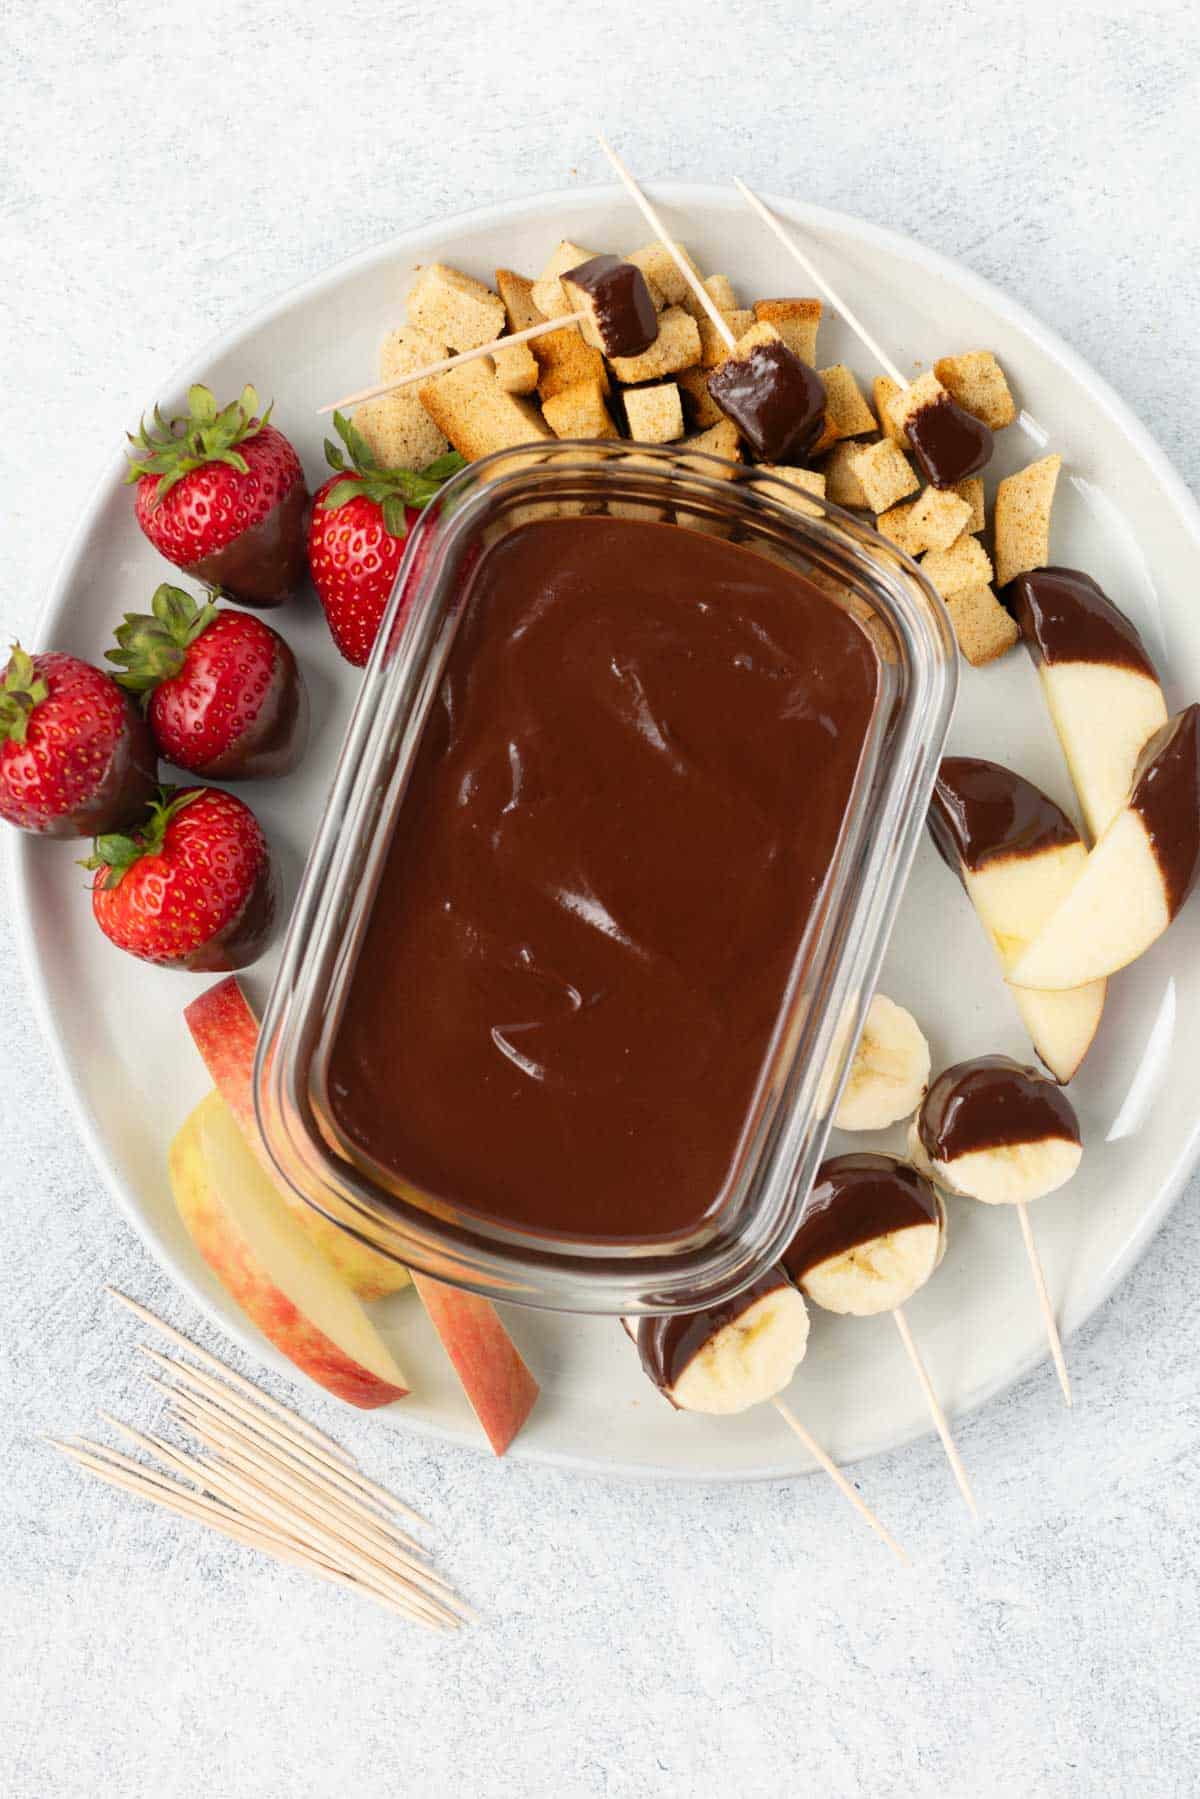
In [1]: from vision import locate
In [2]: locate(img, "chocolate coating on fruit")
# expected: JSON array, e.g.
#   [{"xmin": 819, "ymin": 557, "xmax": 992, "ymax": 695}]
[
  {"xmin": 0, "ymin": 650, "xmax": 158, "ymax": 838},
  {"xmin": 906, "ymin": 393, "xmax": 993, "ymax": 488},
  {"xmin": 186, "ymin": 480, "xmax": 311, "ymax": 608},
  {"xmin": 918, "ymin": 1055, "xmax": 1080, "ymax": 1163},
  {"xmin": 1129, "ymin": 703, "xmax": 1200, "ymax": 917},
  {"xmin": 706, "ymin": 338, "xmax": 826, "ymax": 463},
  {"xmin": 1008, "ymin": 567, "xmax": 1160, "ymax": 680},
  {"xmin": 635, "ymin": 1265, "xmax": 792, "ymax": 1400},
  {"xmin": 929, "ymin": 756, "xmax": 1078, "ymax": 875},
  {"xmin": 783, "ymin": 1154, "xmax": 939, "ymax": 1283},
  {"xmin": 563, "ymin": 255, "xmax": 658, "ymax": 358}
]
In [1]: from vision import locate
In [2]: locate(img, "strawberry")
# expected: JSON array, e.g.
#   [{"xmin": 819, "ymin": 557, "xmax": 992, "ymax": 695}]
[
  {"xmin": 87, "ymin": 786, "xmax": 278, "ymax": 972},
  {"xmin": 306, "ymin": 413, "xmax": 463, "ymax": 666},
  {"xmin": 125, "ymin": 385, "xmax": 310, "ymax": 608},
  {"xmin": 0, "ymin": 645, "xmax": 158, "ymax": 837},
  {"xmin": 106, "ymin": 585, "xmax": 309, "ymax": 780}
]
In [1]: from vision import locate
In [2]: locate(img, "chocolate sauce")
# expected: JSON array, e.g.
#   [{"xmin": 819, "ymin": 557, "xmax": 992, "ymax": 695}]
[
  {"xmin": 326, "ymin": 516, "xmax": 880, "ymax": 1241},
  {"xmin": 906, "ymin": 393, "xmax": 993, "ymax": 488},
  {"xmin": 929, "ymin": 756, "xmax": 1077, "ymax": 875},
  {"xmin": 563, "ymin": 255, "xmax": 658, "ymax": 359},
  {"xmin": 635, "ymin": 1265, "xmax": 792, "ymax": 1401},
  {"xmin": 706, "ymin": 337, "xmax": 826, "ymax": 463},
  {"xmin": 1007, "ymin": 567, "xmax": 1161, "ymax": 681},
  {"xmin": 1129, "ymin": 704, "xmax": 1200, "ymax": 918},
  {"xmin": 918, "ymin": 1056, "xmax": 1080, "ymax": 1163},
  {"xmin": 195, "ymin": 639, "xmax": 310, "ymax": 780},
  {"xmin": 186, "ymin": 479, "xmax": 311, "ymax": 608},
  {"xmin": 783, "ymin": 1153, "xmax": 940, "ymax": 1282}
]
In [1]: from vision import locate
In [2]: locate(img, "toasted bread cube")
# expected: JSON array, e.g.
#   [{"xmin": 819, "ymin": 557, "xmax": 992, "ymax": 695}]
[
  {"xmin": 419, "ymin": 359, "xmax": 552, "ymax": 461},
  {"xmin": 608, "ymin": 306, "xmax": 702, "ymax": 383},
  {"xmin": 675, "ymin": 364, "xmax": 725, "ymax": 430},
  {"xmin": 541, "ymin": 379, "xmax": 617, "ymax": 441},
  {"xmin": 849, "ymin": 439, "xmax": 919, "ymax": 512},
  {"xmin": 907, "ymin": 485, "xmax": 973, "ymax": 553},
  {"xmin": 532, "ymin": 326, "xmax": 610, "ymax": 402},
  {"xmin": 561, "ymin": 256, "xmax": 659, "ymax": 358},
  {"xmin": 623, "ymin": 382, "xmax": 684, "ymax": 445},
  {"xmin": 675, "ymin": 422, "xmax": 742, "ymax": 536},
  {"xmin": 351, "ymin": 327, "xmax": 454, "ymax": 471},
  {"xmin": 707, "ymin": 322, "xmax": 827, "ymax": 462},
  {"xmin": 945, "ymin": 584, "xmax": 1020, "ymax": 667},
  {"xmin": 819, "ymin": 365, "xmax": 877, "ymax": 439},
  {"xmin": 954, "ymin": 476, "xmax": 986, "ymax": 534},
  {"xmin": 920, "ymin": 532, "xmax": 994, "ymax": 598},
  {"xmin": 626, "ymin": 242, "xmax": 701, "ymax": 308},
  {"xmin": 885, "ymin": 370, "xmax": 945, "ymax": 438},
  {"xmin": 752, "ymin": 299, "xmax": 822, "ymax": 366},
  {"xmin": 934, "ymin": 352, "xmax": 1016, "ymax": 430},
  {"xmin": 823, "ymin": 441, "xmax": 871, "ymax": 508},
  {"xmin": 760, "ymin": 465, "xmax": 826, "ymax": 517},
  {"xmin": 406, "ymin": 264, "xmax": 505, "ymax": 353},
  {"xmin": 495, "ymin": 268, "xmax": 541, "ymax": 333},
  {"xmin": 874, "ymin": 376, "xmax": 910, "ymax": 449},
  {"xmin": 493, "ymin": 342, "xmax": 539, "ymax": 396},
  {"xmin": 875, "ymin": 501, "xmax": 918, "ymax": 551},
  {"xmin": 606, "ymin": 450, "xmax": 670, "ymax": 521},
  {"xmin": 531, "ymin": 240, "xmax": 600, "ymax": 320},
  {"xmin": 994, "ymin": 454, "xmax": 1062, "ymax": 588},
  {"xmin": 697, "ymin": 309, "xmax": 755, "ymax": 369}
]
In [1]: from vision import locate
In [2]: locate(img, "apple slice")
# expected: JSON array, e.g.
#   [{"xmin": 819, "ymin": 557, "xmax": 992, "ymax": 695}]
[
  {"xmin": 929, "ymin": 756, "xmax": 1105, "ymax": 1080},
  {"xmin": 1009, "ymin": 567, "xmax": 1167, "ymax": 840},
  {"xmin": 1010, "ymin": 705, "xmax": 1200, "ymax": 990},
  {"xmin": 184, "ymin": 978, "xmax": 410, "ymax": 1302},
  {"xmin": 409, "ymin": 1274, "xmax": 538, "ymax": 1456},
  {"xmin": 171, "ymin": 1091, "xmax": 409, "ymax": 1409}
]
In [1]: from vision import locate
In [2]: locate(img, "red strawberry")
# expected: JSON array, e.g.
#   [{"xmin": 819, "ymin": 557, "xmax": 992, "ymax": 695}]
[
  {"xmin": 126, "ymin": 385, "xmax": 310, "ymax": 608},
  {"xmin": 106, "ymin": 585, "xmax": 309, "ymax": 780},
  {"xmin": 0, "ymin": 646, "xmax": 158, "ymax": 837},
  {"xmin": 307, "ymin": 413, "xmax": 463, "ymax": 666},
  {"xmin": 88, "ymin": 786, "xmax": 278, "ymax": 972}
]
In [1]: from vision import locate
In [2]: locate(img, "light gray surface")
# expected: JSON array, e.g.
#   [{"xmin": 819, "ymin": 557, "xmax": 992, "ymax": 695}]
[{"xmin": 2, "ymin": 2, "xmax": 1199, "ymax": 1794}]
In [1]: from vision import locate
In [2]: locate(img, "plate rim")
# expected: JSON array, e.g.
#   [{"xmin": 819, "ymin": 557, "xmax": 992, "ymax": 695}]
[{"xmin": 11, "ymin": 180, "xmax": 1200, "ymax": 1483}]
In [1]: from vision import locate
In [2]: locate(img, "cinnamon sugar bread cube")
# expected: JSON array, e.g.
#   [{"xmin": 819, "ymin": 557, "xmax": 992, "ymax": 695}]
[
  {"xmin": 819, "ymin": 365, "xmax": 876, "ymax": 439},
  {"xmin": 697, "ymin": 309, "xmax": 755, "ymax": 369},
  {"xmin": 626, "ymin": 242, "xmax": 701, "ymax": 308},
  {"xmin": 532, "ymin": 328, "xmax": 611, "ymax": 402},
  {"xmin": 752, "ymin": 299, "xmax": 822, "ymax": 365},
  {"xmin": 994, "ymin": 454, "xmax": 1062, "ymax": 587},
  {"xmin": 492, "ymin": 342, "xmax": 539, "ymax": 396},
  {"xmin": 954, "ymin": 477, "xmax": 986, "ymax": 534},
  {"xmin": 675, "ymin": 365, "xmax": 725, "ymax": 430},
  {"xmin": 623, "ymin": 382, "xmax": 685, "ymax": 445},
  {"xmin": 849, "ymin": 439, "xmax": 919, "ymax": 512},
  {"xmin": 874, "ymin": 501, "xmax": 918, "ymax": 552},
  {"xmin": 874, "ymin": 376, "xmax": 910, "ymax": 449},
  {"xmin": 934, "ymin": 352, "xmax": 1016, "ymax": 430},
  {"xmin": 907, "ymin": 485, "xmax": 973, "ymax": 553},
  {"xmin": 608, "ymin": 306, "xmax": 702, "ymax": 383},
  {"xmin": 541, "ymin": 379, "xmax": 618, "ymax": 441},
  {"xmin": 419, "ymin": 359, "xmax": 552, "ymax": 461},
  {"xmin": 407, "ymin": 264, "xmax": 505, "ymax": 352},
  {"xmin": 352, "ymin": 326, "xmax": 452, "ymax": 471},
  {"xmin": 920, "ymin": 532, "xmax": 994, "ymax": 598},
  {"xmin": 945, "ymin": 585, "xmax": 1020, "ymax": 666},
  {"xmin": 823, "ymin": 441, "xmax": 872, "ymax": 509}
]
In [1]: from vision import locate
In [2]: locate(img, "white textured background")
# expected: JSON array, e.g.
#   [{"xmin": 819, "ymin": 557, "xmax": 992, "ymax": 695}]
[{"xmin": 3, "ymin": 3, "xmax": 1200, "ymax": 1795}]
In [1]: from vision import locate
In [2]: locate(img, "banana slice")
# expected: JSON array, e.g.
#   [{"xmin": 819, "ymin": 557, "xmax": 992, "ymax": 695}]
[
  {"xmin": 785, "ymin": 1152, "xmax": 946, "ymax": 1316},
  {"xmin": 909, "ymin": 1055, "xmax": 1082, "ymax": 1205},
  {"xmin": 630, "ymin": 1267, "xmax": 809, "ymax": 1414},
  {"xmin": 834, "ymin": 994, "xmax": 931, "ymax": 1132}
]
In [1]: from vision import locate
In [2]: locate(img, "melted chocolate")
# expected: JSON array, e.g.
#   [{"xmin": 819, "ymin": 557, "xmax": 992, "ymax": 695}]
[
  {"xmin": 906, "ymin": 393, "xmax": 993, "ymax": 488},
  {"xmin": 783, "ymin": 1154, "xmax": 939, "ymax": 1282},
  {"xmin": 706, "ymin": 338, "xmax": 826, "ymax": 463},
  {"xmin": 929, "ymin": 756, "xmax": 1077, "ymax": 875},
  {"xmin": 195, "ymin": 638, "xmax": 310, "ymax": 780},
  {"xmin": 1129, "ymin": 703, "xmax": 1200, "ymax": 917},
  {"xmin": 918, "ymin": 1056, "xmax": 1080, "ymax": 1163},
  {"xmin": 563, "ymin": 255, "xmax": 658, "ymax": 359},
  {"xmin": 1007, "ymin": 566, "xmax": 1161, "ymax": 681},
  {"xmin": 186, "ymin": 479, "xmax": 311, "ymax": 608},
  {"xmin": 188, "ymin": 849, "xmax": 280, "ymax": 973},
  {"xmin": 327, "ymin": 517, "xmax": 880, "ymax": 1241},
  {"xmin": 635, "ymin": 1265, "xmax": 792, "ymax": 1400}
]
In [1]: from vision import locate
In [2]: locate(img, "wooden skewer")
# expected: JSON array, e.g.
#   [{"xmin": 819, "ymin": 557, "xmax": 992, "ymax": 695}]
[
  {"xmin": 771, "ymin": 1398, "xmax": 908, "ymax": 1563},
  {"xmin": 732, "ymin": 176, "xmax": 910, "ymax": 390},
  {"xmin": 892, "ymin": 1308, "xmax": 979, "ymax": 1518},
  {"xmin": 317, "ymin": 310, "xmax": 590, "ymax": 416},
  {"xmin": 1016, "ymin": 1202, "xmax": 1072, "ymax": 1407},
  {"xmin": 105, "ymin": 1288, "xmax": 357, "ymax": 1468},
  {"xmin": 596, "ymin": 134, "xmax": 737, "ymax": 352}
]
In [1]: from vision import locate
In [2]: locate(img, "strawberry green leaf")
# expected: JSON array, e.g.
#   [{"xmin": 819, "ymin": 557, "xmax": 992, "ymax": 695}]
[
  {"xmin": 0, "ymin": 643, "xmax": 51, "ymax": 745},
  {"xmin": 123, "ymin": 384, "xmax": 272, "ymax": 504}
]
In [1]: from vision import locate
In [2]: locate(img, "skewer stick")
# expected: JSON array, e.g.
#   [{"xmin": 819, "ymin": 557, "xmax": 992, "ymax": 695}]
[
  {"xmin": 732, "ymin": 176, "xmax": 909, "ymax": 390},
  {"xmin": 316, "ymin": 310, "xmax": 590, "ymax": 417},
  {"xmin": 771, "ymin": 1398, "xmax": 908, "ymax": 1563},
  {"xmin": 105, "ymin": 1288, "xmax": 356, "ymax": 1467},
  {"xmin": 892, "ymin": 1308, "xmax": 978, "ymax": 1517},
  {"xmin": 1016, "ymin": 1202, "xmax": 1072, "ymax": 1406},
  {"xmin": 596, "ymin": 134, "xmax": 736, "ymax": 351}
]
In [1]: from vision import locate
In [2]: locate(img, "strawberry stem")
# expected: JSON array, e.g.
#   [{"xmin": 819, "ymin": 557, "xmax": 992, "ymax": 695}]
[
  {"xmin": 318, "ymin": 414, "xmax": 465, "ymax": 538},
  {"xmin": 81, "ymin": 786, "xmax": 200, "ymax": 890},
  {"xmin": 123, "ymin": 385, "xmax": 273, "ymax": 506},
  {"xmin": 106, "ymin": 585, "xmax": 220, "ymax": 699},
  {"xmin": 0, "ymin": 644, "xmax": 50, "ymax": 746}
]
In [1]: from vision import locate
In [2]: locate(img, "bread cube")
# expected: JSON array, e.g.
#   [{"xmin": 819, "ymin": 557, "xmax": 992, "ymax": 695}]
[
  {"xmin": 752, "ymin": 298, "xmax": 822, "ymax": 365},
  {"xmin": 532, "ymin": 326, "xmax": 611, "ymax": 402},
  {"xmin": 675, "ymin": 421, "xmax": 742, "ymax": 536},
  {"xmin": 541, "ymin": 379, "xmax": 618, "ymax": 442},
  {"xmin": 419, "ymin": 359, "xmax": 551, "ymax": 461},
  {"xmin": 934, "ymin": 351, "xmax": 1016, "ymax": 430},
  {"xmin": 493, "ymin": 342, "xmax": 539, "ymax": 396},
  {"xmin": 607, "ymin": 450, "xmax": 670, "ymax": 522},
  {"xmin": 874, "ymin": 501, "xmax": 918, "ymax": 551},
  {"xmin": 532, "ymin": 240, "xmax": 600, "ymax": 319},
  {"xmin": 608, "ymin": 306, "xmax": 702, "ymax": 383},
  {"xmin": 406, "ymin": 264, "xmax": 505, "ymax": 352},
  {"xmin": 819, "ymin": 365, "xmax": 877, "ymax": 439},
  {"xmin": 351, "ymin": 327, "xmax": 452, "ymax": 471},
  {"xmin": 697, "ymin": 309, "xmax": 755, "ymax": 369},
  {"xmin": 626, "ymin": 242, "xmax": 701, "ymax": 308},
  {"xmin": 848, "ymin": 439, "xmax": 920, "ymax": 512},
  {"xmin": 560, "ymin": 256, "xmax": 659, "ymax": 358},
  {"xmin": 823, "ymin": 441, "xmax": 871, "ymax": 508},
  {"xmin": 675, "ymin": 365, "xmax": 725, "ymax": 430},
  {"xmin": 907, "ymin": 485, "xmax": 973, "ymax": 553},
  {"xmin": 994, "ymin": 455, "xmax": 1062, "ymax": 587},
  {"xmin": 954, "ymin": 476, "xmax": 986, "ymax": 534},
  {"xmin": 874, "ymin": 376, "xmax": 910, "ymax": 449},
  {"xmin": 945, "ymin": 585, "xmax": 1020, "ymax": 667},
  {"xmin": 623, "ymin": 382, "xmax": 685, "ymax": 445},
  {"xmin": 920, "ymin": 532, "xmax": 994, "ymax": 598},
  {"xmin": 759, "ymin": 465, "xmax": 826, "ymax": 518},
  {"xmin": 495, "ymin": 268, "xmax": 542, "ymax": 333}
]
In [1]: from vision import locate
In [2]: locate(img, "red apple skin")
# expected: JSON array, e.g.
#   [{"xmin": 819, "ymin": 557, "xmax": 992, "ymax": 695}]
[
  {"xmin": 170, "ymin": 1102, "xmax": 408, "ymax": 1409},
  {"xmin": 410, "ymin": 1273, "xmax": 539, "ymax": 1457}
]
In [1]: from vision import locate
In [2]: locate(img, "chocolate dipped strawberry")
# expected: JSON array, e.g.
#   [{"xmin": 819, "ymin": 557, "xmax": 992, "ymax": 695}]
[
  {"xmin": 0, "ymin": 646, "xmax": 158, "ymax": 837},
  {"xmin": 87, "ymin": 786, "xmax": 278, "ymax": 972},
  {"xmin": 307, "ymin": 413, "xmax": 463, "ymax": 666},
  {"xmin": 106, "ymin": 585, "xmax": 308, "ymax": 780},
  {"xmin": 126, "ymin": 385, "xmax": 310, "ymax": 607}
]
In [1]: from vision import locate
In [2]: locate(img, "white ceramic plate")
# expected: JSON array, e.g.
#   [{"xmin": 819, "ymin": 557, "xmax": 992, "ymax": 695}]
[{"xmin": 11, "ymin": 185, "xmax": 1200, "ymax": 1481}]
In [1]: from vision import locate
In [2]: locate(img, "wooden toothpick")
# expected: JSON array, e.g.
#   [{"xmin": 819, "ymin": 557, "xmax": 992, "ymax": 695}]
[
  {"xmin": 892, "ymin": 1307, "xmax": 978, "ymax": 1517},
  {"xmin": 1016, "ymin": 1202, "xmax": 1072, "ymax": 1406},
  {"xmin": 771, "ymin": 1397, "xmax": 908, "ymax": 1563},
  {"xmin": 316, "ymin": 310, "xmax": 591, "ymax": 416}
]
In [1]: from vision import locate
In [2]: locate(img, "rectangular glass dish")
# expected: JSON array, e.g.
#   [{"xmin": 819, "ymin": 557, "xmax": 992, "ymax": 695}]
[{"xmin": 256, "ymin": 443, "xmax": 957, "ymax": 1314}]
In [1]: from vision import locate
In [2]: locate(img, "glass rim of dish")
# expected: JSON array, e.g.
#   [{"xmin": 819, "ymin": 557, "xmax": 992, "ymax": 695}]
[{"xmin": 255, "ymin": 442, "xmax": 959, "ymax": 1315}]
